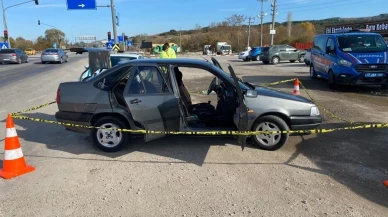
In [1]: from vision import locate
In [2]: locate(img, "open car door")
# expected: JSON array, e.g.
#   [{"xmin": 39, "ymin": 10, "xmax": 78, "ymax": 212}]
[
  {"xmin": 227, "ymin": 64, "xmax": 249, "ymax": 150},
  {"xmin": 211, "ymin": 57, "xmax": 223, "ymax": 70}
]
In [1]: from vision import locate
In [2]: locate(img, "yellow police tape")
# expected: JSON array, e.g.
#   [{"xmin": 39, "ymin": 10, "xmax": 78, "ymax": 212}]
[
  {"xmin": 7, "ymin": 78, "xmax": 375, "ymax": 136},
  {"xmin": 9, "ymin": 113, "xmax": 388, "ymax": 135}
]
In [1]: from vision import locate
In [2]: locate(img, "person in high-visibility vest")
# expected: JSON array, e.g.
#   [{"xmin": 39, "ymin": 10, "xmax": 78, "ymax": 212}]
[
  {"xmin": 166, "ymin": 43, "xmax": 176, "ymax": 58},
  {"xmin": 160, "ymin": 44, "xmax": 170, "ymax": 58}
]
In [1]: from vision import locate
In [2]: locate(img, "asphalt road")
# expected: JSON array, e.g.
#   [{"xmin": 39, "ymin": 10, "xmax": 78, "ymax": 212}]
[
  {"xmin": 0, "ymin": 53, "xmax": 86, "ymax": 86},
  {"xmin": 0, "ymin": 55, "xmax": 387, "ymax": 217}
]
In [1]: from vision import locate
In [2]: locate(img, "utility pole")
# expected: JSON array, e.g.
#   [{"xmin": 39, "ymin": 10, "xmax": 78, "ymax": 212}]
[
  {"xmin": 258, "ymin": 0, "xmax": 268, "ymax": 47},
  {"xmin": 247, "ymin": 17, "xmax": 255, "ymax": 48},
  {"xmin": 110, "ymin": 0, "xmax": 118, "ymax": 46},
  {"xmin": 270, "ymin": 0, "xmax": 277, "ymax": 45},
  {"xmin": 179, "ymin": 27, "xmax": 182, "ymax": 53}
]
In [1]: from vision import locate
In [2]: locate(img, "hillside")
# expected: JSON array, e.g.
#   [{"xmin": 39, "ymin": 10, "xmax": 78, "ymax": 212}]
[{"xmin": 131, "ymin": 13, "xmax": 388, "ymax": 52}]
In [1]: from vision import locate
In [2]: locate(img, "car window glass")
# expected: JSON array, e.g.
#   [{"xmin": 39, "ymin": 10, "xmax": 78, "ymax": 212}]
[
  {"xmin": 129, "ymin": 66, "xmax": 170, "ymax": 94},
  {"xmin": 94, "ymin": 66, "xmax": 132, "ymax": 90}
]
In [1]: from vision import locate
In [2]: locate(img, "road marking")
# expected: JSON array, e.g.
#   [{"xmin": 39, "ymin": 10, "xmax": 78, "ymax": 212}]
[
  {"xmin": 0, "ymin": 110, "xmax": 6, "ymax": 114},
  {"xmin": 27, "ymin": 95, "xmax": 47, "ymax": 102}
]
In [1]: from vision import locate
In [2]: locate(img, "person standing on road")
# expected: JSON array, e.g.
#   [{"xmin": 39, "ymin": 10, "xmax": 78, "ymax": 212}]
[
  {"xmin": 166, "ymin": 43, "xmax": 177, "ymax": 58},
  {"xmin": 160, "ymin": 44, "xmax": 170, "ymax": 58}
]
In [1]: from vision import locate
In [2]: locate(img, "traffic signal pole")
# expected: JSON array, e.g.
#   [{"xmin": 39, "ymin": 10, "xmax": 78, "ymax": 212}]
[
  {"xmin": 110, "ymin": 0, "xmax": 118, "ymax": 47},
  {"xmin": 1, "ymin": 0, "xmax": 39, "ymax": 48}
]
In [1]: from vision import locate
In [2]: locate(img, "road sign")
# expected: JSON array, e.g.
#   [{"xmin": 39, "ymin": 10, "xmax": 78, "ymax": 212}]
[
  {"xmin": 53, "ymin": 43, "xmax": 57, "ymax": 48},
  {"xmin": 127, "ymin": 41, "xmax": 133, "ymax": 46},
  {"xmin": 66, "ymin": 0, "xmax": 97, "ymax": 10},
  {"xmin": 112, "ymin": 44, "xmax": 120, "ymax": 51},
  {"xmin": 105, "ymin": 42, "xmax": 113, "ymax": 50},
  {"xmin": 0, "ymin": 43, "xmax": 9, "ymax": 49}
]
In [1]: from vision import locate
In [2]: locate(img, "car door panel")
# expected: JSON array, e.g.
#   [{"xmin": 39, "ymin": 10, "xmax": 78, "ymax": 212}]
[
  {"xmin": 227, "ymin": 64, "xmax": 248, "ymax": 150},
  {"xmin": 123, "ymin": 65, "xmax": 180, "ymax": 142}
]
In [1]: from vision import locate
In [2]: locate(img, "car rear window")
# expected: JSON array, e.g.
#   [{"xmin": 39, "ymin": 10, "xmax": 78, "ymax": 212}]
[
  {"xmin": 0, "ymin": 49, "xmax": 15, "ymax": 53},
  {"xmin": 45, "ymin": 49, "xmax": 58, "ymax": 52}
]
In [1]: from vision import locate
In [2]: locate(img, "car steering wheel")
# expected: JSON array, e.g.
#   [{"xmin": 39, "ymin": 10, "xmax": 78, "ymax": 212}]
[{"xmin": 207, "ymin": 77, "xmax": 217, "ymax": 95}]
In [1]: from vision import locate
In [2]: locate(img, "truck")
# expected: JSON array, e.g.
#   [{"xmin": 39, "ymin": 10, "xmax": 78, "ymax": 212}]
[{"xmin": 216, "ymin": 42, "xmax": 232, "ymax": 55}]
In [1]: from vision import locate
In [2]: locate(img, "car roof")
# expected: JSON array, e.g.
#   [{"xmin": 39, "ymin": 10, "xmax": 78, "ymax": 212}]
[
  {"xmin": 110, "ymin": 53, "xmax": 142, "ymax": 57},
  {"xmin": 117, "ymin": 58, "xmax": 214, "ymax": 67}
]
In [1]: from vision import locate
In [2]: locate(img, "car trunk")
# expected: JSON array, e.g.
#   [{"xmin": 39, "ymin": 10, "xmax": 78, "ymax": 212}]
[{"xmin": 0, "ymin": 50, "xmax": 17, "ymax": 60}]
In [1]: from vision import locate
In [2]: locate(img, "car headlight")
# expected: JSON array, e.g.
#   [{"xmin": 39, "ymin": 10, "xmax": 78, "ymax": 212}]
[
  {"xmin": 338, "ymin": 59, "xmax": 352, "ymax": 67},
  {"xmin": 310, "ymin": 106, "xmax": 320, "ymax": 116}
]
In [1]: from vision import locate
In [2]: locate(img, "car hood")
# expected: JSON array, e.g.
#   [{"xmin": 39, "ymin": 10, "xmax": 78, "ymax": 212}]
[
  {"xmin": 341, "ymin": 51, "xmax": 388, "ymax": 64},
  {"xmin": 254, "ymin": 86, "xmax": 312, "ymax": 103}
]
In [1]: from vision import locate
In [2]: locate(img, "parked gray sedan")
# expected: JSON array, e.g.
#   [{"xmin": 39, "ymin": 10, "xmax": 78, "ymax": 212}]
[
  {"xmin": 55, "ymin": 54, "xmax": 322, "ymax": 152},
  {"xmin": 0, "ymin": 48, "xmax": 28, "ymax": 64},
  {"xmin": 41, "ymin": 48, "xmax": 68, "ymax": 64}
]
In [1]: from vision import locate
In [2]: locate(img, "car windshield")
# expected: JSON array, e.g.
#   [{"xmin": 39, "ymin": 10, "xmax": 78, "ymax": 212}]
[
  {"xmin": 209, "ymin": 64, "xmax": 252, "ymax": 90},
  {"xmin": 110, "ymin": 56, "xmax": 137, "ymax": 66},
  {"xmin": 337, "ymin": 34, "xmax": 387, "ymax": 53}
]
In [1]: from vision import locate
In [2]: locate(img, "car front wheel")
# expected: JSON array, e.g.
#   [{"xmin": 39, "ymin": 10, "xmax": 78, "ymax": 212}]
[
  {"xmin": 298, "ymin": 55, "xmax": 304, "ymax": 63},
  {"xmin": 251, "ymin": 115, "xmax": 289, "ymax": 151},
  {"xmin": 271, "ymin": 56, "xmax": 280, "ymax": 65},
  {"xmin": 91, "ymin": 116, "xmax": 129, "ymax": 152}
]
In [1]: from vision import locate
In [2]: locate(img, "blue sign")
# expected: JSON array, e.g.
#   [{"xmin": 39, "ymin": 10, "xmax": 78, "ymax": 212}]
[
  {"xmin": 66, "ymin": 0, "xmax": 97, "ymax": 10},
  {"xmin": 53, "ymin": 43, "xmax": 57, "ymax": 48},
  {"xmin": 0, "ymin": 42, "xmax": 9, "ymax": 49},
  {"xmin": 127, "ymin": 41, "xmax": 133, "ymax": 46},
  {"xmin": 105, "ymin": 42, "xmax": 113, "ymax": 50}
]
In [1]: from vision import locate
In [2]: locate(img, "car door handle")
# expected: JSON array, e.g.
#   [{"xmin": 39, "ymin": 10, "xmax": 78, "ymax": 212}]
[{"xmin": 130, "ymin": 99, "xmax": 141, "ymax": 104}]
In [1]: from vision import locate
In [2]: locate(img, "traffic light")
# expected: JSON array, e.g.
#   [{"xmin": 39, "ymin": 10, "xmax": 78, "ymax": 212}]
[
  {"xmin": 4, "ymin": 30, "xmax": 8, "ymax": 40},
  {"xmin": 38, "ymin": 20, "xmax": 40, "ymax": 25},
  {"xmin": 35, "ymin": 0, "xmax": 39, "ymax": 5},
  {"xmin": 107, "ymin": 31, "xmax": 111, "ymax": 41}
]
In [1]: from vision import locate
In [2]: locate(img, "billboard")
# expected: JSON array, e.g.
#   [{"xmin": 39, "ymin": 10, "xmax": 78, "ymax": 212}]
[{"xmin": 325, "ymin": 19, "xmax": 388, "ymax": 36}]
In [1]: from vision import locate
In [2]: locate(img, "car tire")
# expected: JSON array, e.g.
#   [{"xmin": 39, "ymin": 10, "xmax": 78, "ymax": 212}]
[
  {"xmin": 271, "ymin": 56, "xmax": 280, "ymax": 65},
  {"xmin": 289, "ymin": 60, "xmax": 296, "ymax": 63},
  {"xmin": 59, "ymin": 57, "xmax": 63, "ymax": 64},
  {"xmin": 17, "ymin": 58, "xmax": 21, "ymax": 64},
  {"xmin": 253, "ymin": 55, "xmax": 258, "ymax": 61},
  {"xmin": 298, "ymin": 55, "xmax": 304, "ymax": 63},
  {"xmin": 328, "ymin": 70, "xmax": 339, "ymax": 90},
  {"xmin": 91, "ymin": 116, "xmax": 129, "ymax": 152},
  {"xmin": 251, "ymin": 115, "xmax": 290, "ymax": 151},
  {"xmin": 262, "ymin": 61, "xmax": 270, "ymax": 64},
  {"xmin": 310, "ymin": 65, "xmax": 317, "ymax": 79},
  {"xmin": 65, "ymin": 56, "xmax": 68, "ymax": 62},
  {"xmin": 243, "ymin": 57, "xmax": 249, "ymax": 62}
]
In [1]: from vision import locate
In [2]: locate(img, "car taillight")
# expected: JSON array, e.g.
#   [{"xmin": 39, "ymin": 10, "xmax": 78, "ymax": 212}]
[
  {"xmin": 12, "ymin": 53, "xmax": 16, "ymax": 56},
  {"xmin": 54, "ymin": 53, "xmax": 58, "ymax": 56},
  {"xmin": 56, "ymin": 89, "xmax": 61, "ymax": 104}
]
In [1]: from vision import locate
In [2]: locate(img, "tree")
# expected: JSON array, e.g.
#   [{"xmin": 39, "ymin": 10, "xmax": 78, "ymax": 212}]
[
  {"xmin": 14, "ymin": 37, "xmax": 34, "ymax": 50},
  {"xmin": 34, "ymin": 36, "xmax": 50, "ymax": 50},
  {"xmin": 44, "ymin": 28, "xmax": 65, "ymax": 47}
]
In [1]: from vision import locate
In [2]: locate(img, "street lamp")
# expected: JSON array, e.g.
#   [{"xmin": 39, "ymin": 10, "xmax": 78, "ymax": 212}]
[{"xmin": 1, "ymin": 0, "xmax": 39, "ymax": 48}]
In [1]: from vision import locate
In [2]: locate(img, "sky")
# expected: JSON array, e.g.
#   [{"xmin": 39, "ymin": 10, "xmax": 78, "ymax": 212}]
[{"xmin": 2, "ymin": 0, "xmax": 388, "ymax": 43}]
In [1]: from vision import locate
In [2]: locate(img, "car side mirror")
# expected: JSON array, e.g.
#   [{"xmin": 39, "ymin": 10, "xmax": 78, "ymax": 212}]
[{"xmin": 246, "ymin": 89, "xmax": 258, "ymax": 98}]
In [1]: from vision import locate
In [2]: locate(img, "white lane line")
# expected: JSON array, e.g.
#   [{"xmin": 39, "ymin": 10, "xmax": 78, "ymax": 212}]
[
  {"xmin": 27, "ymin": 95, "xmax": 47, "ymax": 102},
  {"xmin": 0, "ymin": 110, "xmax": 7, "ymax": 114}
]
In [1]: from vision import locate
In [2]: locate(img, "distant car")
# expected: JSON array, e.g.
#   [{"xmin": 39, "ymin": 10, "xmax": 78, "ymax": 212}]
[
  {"xmin": 247, "ymin": 46, "xmax": 263, "ymax": 61},
  {"xmin": 56, "ymin": 50, "xmax": 322, "ymax": 153},
  {"xmin": 25, "ymin": 48, "xmax": 36, "ymax": 55},
  {"xmin": 238, "ymin": 47, "xmax": 251, "ymax": 61},
  {"xmin": 41, "ymin": 48, "xmax": 68, "ymax": 64},
  {"xmin": 304, "ymin": 48, "xmax": 311, "ymax": 65},
  {"xmin": 259, "ymin": 44, "xmax": 306, "ymax": 65},
  {"xmin": 0, "ymin": 48, "xmax": 28, "ymax": 64},
  {"xmin": 79, "ymin": 53, "xmax": 144, "ymax": 81}
]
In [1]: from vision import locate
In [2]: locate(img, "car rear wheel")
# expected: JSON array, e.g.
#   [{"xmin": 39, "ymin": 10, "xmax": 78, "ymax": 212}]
[
  {"xmin": 271, "ymin": 56, "xmax": 280, "ymax": 65},
  {"xmin": 59, "ymin": 57, "xmax": 63, "ymax": 64},
  {"xmin": 251, "ymin": 115, "xmax": 289, "ymax": 151},
  {"xmin": 92, "ymin": 116, "xmax": 129, "ymax": 152},
  {"xmin": 17, "ymin": 58, "xmax": 21, "ymax": 64}
]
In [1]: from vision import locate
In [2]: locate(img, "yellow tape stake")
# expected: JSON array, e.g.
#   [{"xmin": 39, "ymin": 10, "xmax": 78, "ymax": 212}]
[{"xmin": 10, "ymin": 113, "xmax": 388, "ymax": 136}]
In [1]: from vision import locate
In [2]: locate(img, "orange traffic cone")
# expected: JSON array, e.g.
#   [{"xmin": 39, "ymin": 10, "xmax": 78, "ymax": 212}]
[
  {"xmin": 292, "ymin": 79, "xmax": 300, "ymax": 95},
  {"xmin": 0, "ymin": 114, "xmax": 35, "ymax": 179},
  {"xmin": 383, "ymin": 180, "xmax": 388, "ymax": 188}
]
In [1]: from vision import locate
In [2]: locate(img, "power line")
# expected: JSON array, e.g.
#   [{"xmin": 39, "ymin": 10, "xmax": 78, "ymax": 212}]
[
  {"xmin": 277, "ymin": 0, "xmax": 349, "ymax": 6},
  {"xmin": 277, "ymin": 0, "xmax": 352, "ymax": 9},
  {"xmin": 282, "ymin": 0, "xmax": 375, "ymax": 13}
]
